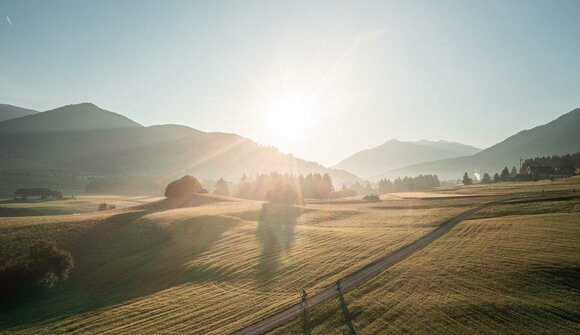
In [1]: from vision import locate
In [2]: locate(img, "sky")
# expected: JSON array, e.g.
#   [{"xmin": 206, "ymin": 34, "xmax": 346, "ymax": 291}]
[{"xmin": 1, "ymin": 0, "xmax": 579, "ymax": 166}]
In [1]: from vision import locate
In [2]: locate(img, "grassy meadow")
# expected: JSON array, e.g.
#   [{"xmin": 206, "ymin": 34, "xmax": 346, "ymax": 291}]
[
  {"xmin": 0, "ymin": 195, "xmax": 162, "ymax": 217},
  {"xmin": 270, "ymin": 184, "xmax": 580, "ymax": 334},
  {"xmin": 0, "ymin": 178, "xmax": 578, "ymax": 334}
]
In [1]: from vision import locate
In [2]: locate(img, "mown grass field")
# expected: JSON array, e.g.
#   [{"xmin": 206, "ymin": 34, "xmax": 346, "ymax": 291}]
[
  {"xmin": 0, "ymin": 195, "xmax": 162, "ymax": 217},
  {"xmin": 0, "ymin": 195, "xmax": 481, "ymax": 334},
  {"xmin": 436, "ymin": 176, "xmax": 580, "ymax": 195},
  {"xmin": 270, "ymin": 185, "xmax": 580, "ymax": 334},
  {"xmin": 0, "ymin": 177, "xmax": 578, "ymax": 334}
]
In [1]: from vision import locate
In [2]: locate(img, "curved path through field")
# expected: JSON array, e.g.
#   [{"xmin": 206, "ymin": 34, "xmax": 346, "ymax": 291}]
[{"xmin": 231, "ymin": 200, "xmax": 502, "ymax": 335}]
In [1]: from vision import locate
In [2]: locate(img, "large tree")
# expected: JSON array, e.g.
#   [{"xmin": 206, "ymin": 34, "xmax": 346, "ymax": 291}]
[
  {"xmin": 500, "ymin": 167, "xmax": 510, "ymax": 181},
  {"xmin": 165, "ymin": 175, "xmax": 205, "ymax": 198},
  {"xmin": 264, "ymin": 183, "xmax": 297, "ymax": 205},
  {"xmin": 462, "ymin": 172, "xmax": 473, "ymax": 185},
  {"xmin": 481, "ymin": 172, "xmax": 491, "ymax": 184}
]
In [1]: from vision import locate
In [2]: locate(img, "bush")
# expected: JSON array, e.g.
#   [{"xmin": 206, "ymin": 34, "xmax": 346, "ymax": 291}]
[
  {"xmin": 108, "ymin": 204, "xmax": 116, "ymax": 210},
  {"xmin": 0, "ymin": 240, "xmax": 73, "ymax": 304},
  {"xmin": 362, "ymin": 195, "xmax": 380, "ymax": 202},
  {"xmin": 165, "ymin": 175, "xmax": 205, "ymax": 198},
  {"xmin": 98, "ymin": 202, "xmax": 108, "ymax": 211}
]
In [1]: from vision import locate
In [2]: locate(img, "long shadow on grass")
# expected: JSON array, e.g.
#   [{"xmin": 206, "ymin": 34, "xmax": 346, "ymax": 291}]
[
  {"xmin": 255, "ymin": 203, "xmax": 299, "ymax": 287},
  {"xmin": 0, "ymin": 195, "xmax": 236, "ymax": 330}
]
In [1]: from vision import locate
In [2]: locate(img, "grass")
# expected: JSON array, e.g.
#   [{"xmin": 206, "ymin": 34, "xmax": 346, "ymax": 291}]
[
  {"xmin": 0, "ymin": 194, "xmax": 479, "ymax": 334},
  {"xmin": 269, "ymin": 195, "xmax": 580, "ymax": 334},
  {"xmin": 435, "ymin": 175, "xmax": 580, "ymax": 195},
  {"xmin": 0, "ymin": 177, "xmax": 578, "ymax": 334},
  {"xmin": 0, "ymin": 195, "xmax": 162, "ymax": 217}
]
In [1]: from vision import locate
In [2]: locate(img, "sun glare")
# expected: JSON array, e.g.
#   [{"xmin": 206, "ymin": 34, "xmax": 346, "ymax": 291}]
[{"xmin": 265, "ymin": 95, "xmax": 312, "ymax": 139}]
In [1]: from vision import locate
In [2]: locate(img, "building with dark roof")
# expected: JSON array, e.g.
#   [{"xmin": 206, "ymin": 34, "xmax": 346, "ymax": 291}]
[{"xmin": 14, "ymin": 188, "xmax": 64, "ymax": 201}]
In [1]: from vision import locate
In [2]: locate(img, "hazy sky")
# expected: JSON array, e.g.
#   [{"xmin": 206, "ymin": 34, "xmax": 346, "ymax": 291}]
[{"xmin": 1, "ymin": 1, "xmax": 579, "ymax": 166}]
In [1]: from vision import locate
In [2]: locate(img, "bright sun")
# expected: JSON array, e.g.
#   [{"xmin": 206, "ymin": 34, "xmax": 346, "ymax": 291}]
[{"xmin": 265, "ymin": 95, "xmax": 312, "ymax": 139}]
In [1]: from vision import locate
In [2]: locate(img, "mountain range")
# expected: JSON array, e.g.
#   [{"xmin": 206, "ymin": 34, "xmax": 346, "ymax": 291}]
[
  {"xmin": 0, "ymin": 104, "xmax": 38, "ymax": 122},
  {"xmin": 333, "ymin": 139, "xmax": 481, "ymax": 178},
  {"xmin": 376, "ymin": 108, "xmax": 580, "ymax": 180},
  {"xmin": 0, "ymin": 102, "xmax": 578, "ymax": 194},
  {"xmin": 0, "ymin": 103, "xmax": 358, "ymax": 194}
]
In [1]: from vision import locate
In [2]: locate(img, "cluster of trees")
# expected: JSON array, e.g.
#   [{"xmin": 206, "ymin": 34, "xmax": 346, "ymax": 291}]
[
  {"xmin": 377, "ymin": 175, "xmax": 440, "ymax": 194},
  {"xmin": 264, "ymin": 183, "xmax": 298, "ymax": 204},
  {"xmin": 521, "ymin": 153, "xmax": 579, "ymax": 170},
  {"xmin": 462, "ymin": 153, "xmax": 579, "ymax": 185},
  {"xmin": 0, "ymin": 240, "xmax": 73, "ymax": 305},
  {"xmin": 166, "ymin": 172, "xmax": 444, "ymax": 203},
  {"xmin": 164, "ymin": 175, "xmax": 208, "ymax": 198},
  {"xmin": 463, "ymin": 166, "xmax": 518, "ymax": 185},
  {"xmin": 213, "ymin": 178, "xmax": 230, "ymax": 196},
  {"xmin": 233, "ymin": 173, "xmax": 334, "ymax": 201}
]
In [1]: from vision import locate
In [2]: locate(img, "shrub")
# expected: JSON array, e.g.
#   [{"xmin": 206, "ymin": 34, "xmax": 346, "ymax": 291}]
[
  {"xmin": 362, "ymin": 195, "xmax": 380, "ymax": 202},
  {"xmin": 108, "ymin": 204, "xmax": 116, "ymax": 210},
  {"xmin": 0, "ymin": 240, "xmax": 73, "ymax": 304},
  {"xmin": 98, "ymin": 202, "xmax": 108, "ymax": 211},
  {"xmin": 165, "ymin": 175, "xmax": 205, "ymax": 198}
]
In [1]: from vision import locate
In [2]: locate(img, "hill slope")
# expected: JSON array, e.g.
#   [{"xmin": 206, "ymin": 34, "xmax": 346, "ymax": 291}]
[
  {"xmin": 0, "ymin": 104, "xmax": 38, "ymax": 122},
  {"xmin": 0, "ymin": 104, "xmax": 358, "ymax": 192},
  {"xmin": 380, "ymin": 108, "xmax": 580, "ymax": 180},
  {"xmin": 0, "ymin": 103, "xmax": 141, "ymax": 134},
  {"xmin": 334, "ymin": 139, "xmax": 481, "ymax": 178}
]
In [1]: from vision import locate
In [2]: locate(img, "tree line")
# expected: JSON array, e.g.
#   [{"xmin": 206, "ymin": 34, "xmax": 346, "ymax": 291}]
[
  {"xmin": 462, "ymin": 152, "xmax": 579, "ymax": 185},
  {"xmin": 521, "ymin": 153, "xmax": 579, "ymax": 170},
  {"xmin": 377, "ymin": 175, "xmax": 440, "ymax": 194},
  {"xmin": 233, "ymin": 172, "xmax": 335, "ymax": 201}
]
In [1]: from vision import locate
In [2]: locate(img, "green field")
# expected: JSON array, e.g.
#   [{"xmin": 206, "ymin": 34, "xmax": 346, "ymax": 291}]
[{"xmin": 0, "ymin": 178, "xmax": 579, "ymax": 334}]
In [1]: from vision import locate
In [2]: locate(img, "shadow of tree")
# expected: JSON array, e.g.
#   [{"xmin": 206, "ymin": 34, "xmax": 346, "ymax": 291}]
[{"xmin": 255, "ymin": 203, "xmax": 299, "ymax": 287}]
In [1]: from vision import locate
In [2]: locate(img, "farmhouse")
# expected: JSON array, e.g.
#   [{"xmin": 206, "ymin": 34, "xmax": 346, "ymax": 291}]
[
  {"xmin": 525, "ymin": 166, "xmax": 553, "ymax": 180},
  {"xmin": 14, "ymin": 188, "xmax": 64, "ymax": 201},
  {"xmin": 554, "ymin": 165, "xmax": 576, "ymax": 177},
  {"xmin": 525, "ymin": 165, "xmax": 577, "ymax": 180}
]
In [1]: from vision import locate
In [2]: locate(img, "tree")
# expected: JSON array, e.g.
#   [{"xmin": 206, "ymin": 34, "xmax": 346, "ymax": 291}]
[
  {"xmin": 165, "ymin": 175, "xmax": 205, "ymax": 198},
  {"xmin": 0, "ymin": 240, "xmax": 74, "ymax": 304},
  {"xmin": 500, "ymin": 167, "xmax": 510, "ymax": 181},
  {"xmin": 214, "ymin": 178, "xmax": 230, "ymax": 196},
  {"xmin": 27, "ymin": 240, "xmax": 74, "ymax": 288},
  {"xmin": 98, "ymin": 203, "xmax": 108, "ymax": 211},
  {"xmin": 264, "ymin": 183, "xmax": 297, "ymax": 205},
  {"xmin": 481, "ymin": 172, "xmax": 491, "ymax": 184},
  {"xmin": 493, "ymin": 173, "xmax": 500, "ymax": 183},
  {"xmin": 462, "ymin": 172, "xmax": 473, "ymax": 185},
  {"xmin": 510, "ymin": 166, "xmax": 518, "ymax": 177}
]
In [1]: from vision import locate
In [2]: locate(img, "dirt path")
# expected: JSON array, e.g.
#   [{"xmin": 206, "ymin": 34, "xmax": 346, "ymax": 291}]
[{"xmin": 230, "ymin": 201, "xmax": 500, "ymax": 335}]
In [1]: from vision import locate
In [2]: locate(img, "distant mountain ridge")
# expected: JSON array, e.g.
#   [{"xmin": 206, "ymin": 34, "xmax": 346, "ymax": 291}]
[
  {"xmin": 0, "ymin": 103, "xmax": 359, "ymax": 190},
  {"xmin": 379, "ymin": 108, "xmax": 580, "ymax": 180},
  {"xmin": 0, "ymin": 103, "xmax": 141, "ymax": 135},
  {"xmin": 0, "ymin": 104, "xmax": 38, "ymax": 122},
  {"xmin": 333, "ymin": 139, "xmax": 481, "ymax": 178}
]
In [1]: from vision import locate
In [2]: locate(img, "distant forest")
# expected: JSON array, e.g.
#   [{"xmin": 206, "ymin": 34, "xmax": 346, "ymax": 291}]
[
  {"xmin": 377, "ymin": 175, "xmax": 440, "ymax": 194},
  {"xmin": 234, "ymin": 173, "xmax": 336, "ymax": 201},
  {"xmin": 85, "ymin": 172, "xmax": 445, "ymax": 199},
  {"xmin": 520, "ymin": 152, "xmax": 580, "ymax": 171}
]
